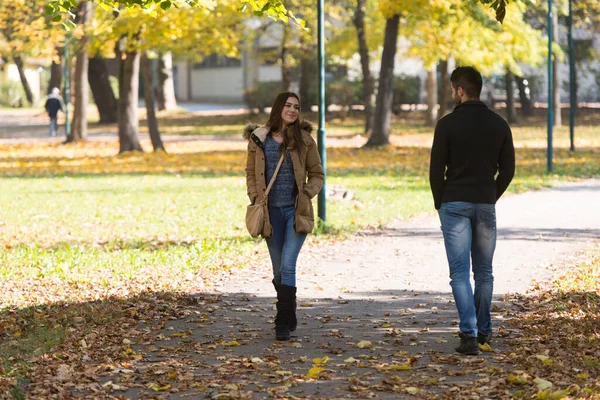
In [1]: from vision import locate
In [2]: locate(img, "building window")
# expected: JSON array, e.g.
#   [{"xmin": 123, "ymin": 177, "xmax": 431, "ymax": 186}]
[{"xmin": 193, "ymin": 54, "xmax": 241, "ymax": 69}]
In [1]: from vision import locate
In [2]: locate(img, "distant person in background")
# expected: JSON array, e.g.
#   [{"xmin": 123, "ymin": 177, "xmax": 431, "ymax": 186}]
[{"xmin": 44, "ymin": 87, "xmax": 65, "ymax": 137}]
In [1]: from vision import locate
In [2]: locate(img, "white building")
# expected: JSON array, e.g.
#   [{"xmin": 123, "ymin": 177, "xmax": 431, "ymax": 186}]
[{"xmin": 0, "ymin": 57, "xmax": 45, "ymax": 105}]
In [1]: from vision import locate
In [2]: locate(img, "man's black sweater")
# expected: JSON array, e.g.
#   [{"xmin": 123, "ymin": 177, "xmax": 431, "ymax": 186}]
[{"xmin": 429, "ymin": 100, "xmax": 515, "ymax": 210}]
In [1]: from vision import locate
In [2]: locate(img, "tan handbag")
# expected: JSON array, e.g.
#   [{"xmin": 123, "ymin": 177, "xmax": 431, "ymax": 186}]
[{"xmin": 246, "ymin": 154, "xmax": 285, "ymax": 238}]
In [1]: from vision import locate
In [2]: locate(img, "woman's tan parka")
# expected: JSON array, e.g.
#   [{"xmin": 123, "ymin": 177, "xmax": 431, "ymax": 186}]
[{"xmin": 244, "ymin": 121, "xmax": 324, "ymax": 235}]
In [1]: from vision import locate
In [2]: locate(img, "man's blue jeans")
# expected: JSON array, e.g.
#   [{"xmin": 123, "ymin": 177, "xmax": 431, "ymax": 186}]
[
  {"xmin": 266, "ymin": 205, "xmax": 307, "ymax": 287},
  {"xmin": 439, "ymin": 202, "xmax": 496, "ymax": 338}
]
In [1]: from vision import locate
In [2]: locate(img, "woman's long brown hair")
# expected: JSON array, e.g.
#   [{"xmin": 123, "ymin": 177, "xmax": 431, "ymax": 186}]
[{"xmin": 266, "ymin": 92, "xmax": 304, "ymax": 158}]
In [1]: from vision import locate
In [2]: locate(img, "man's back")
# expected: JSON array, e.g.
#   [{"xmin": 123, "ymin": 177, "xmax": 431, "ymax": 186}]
[{"xmin": 429, "ymin": 100, "xmax": 515, "ymax": 210}]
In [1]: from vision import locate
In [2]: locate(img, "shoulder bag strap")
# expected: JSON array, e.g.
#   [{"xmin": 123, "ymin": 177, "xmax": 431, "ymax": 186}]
[{"xmin": 263, "ymin": 153, "xmax": 285, "ymax": 199}]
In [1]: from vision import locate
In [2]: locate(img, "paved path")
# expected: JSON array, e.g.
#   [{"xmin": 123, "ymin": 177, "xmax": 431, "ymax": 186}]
[{"xmin": 116, "ymin": 180, "xmax": 599, "ymax": 399}]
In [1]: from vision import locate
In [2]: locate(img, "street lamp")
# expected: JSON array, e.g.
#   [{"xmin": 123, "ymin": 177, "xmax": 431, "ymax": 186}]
[
  {"xmin": 547, "ymin": 0, "xmax": 554, "ymax": 173},
  {"xmin": 63, "ymin": 32, "xmax": 71, "ymax": 139},
  {"xmin": 568, "ymin": 0, "xmax": 575, "ymax": 151},
  {"xmin": 317, "ymin": 0, "xmax": 327, "ymax": 222}
]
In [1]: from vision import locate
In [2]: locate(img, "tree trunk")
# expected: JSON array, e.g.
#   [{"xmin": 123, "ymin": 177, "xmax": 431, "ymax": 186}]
[
  {"xmin": 280, "ymin": 22, "xmax": 292, "ymax": 92},
  {"xmin": 48, "ymin": 51, "xmax": 63, "ymax": 94},
  {"xmin": 68, "ymin": 1, "xmax": 92, "ymax": 143},
  {"xmin": 141, "ymin": 52, "xmax": 166, "ymax": 152},
  {"xmin": 365, "ymin": 14, "xmax": 400, "ymax": 147},
  {"xmin": 515, "ymin": 75, "xmax": 533, "ymax": 117},
  {"xmin": 505, "ymin": 69, "xmax": 518, "ymax": 124},
  {"xmin": 118, "ymin": 48, "xmax": 143, "ymax": 153},
  {"xmin": 552, "ymin": 10, "xmax": 562, "ymax": 127},
  {"xmin": 157, "ymin": 52, "xmax": 177, "ymax": 111},
  {"xmin": 88, "ymin": 56, "xmax": 118, "ymax": 124},
  {"xmin": 353, "ymin": 0, "xmax": 375, "ymax": 135},
  {"xmin": 12, "ymin": 54, "xmax": 34, "ymax": 105},
  {"xmin": 299, "ymin": 51, "xmax": 316, "ymax": 111},
  {"xmin": 425, "ymin": 64, "xmax": 438, "ymax": 126},
  {"xmin": 439, "ymin": 60, "xmax": 450, "ymax": 117}
]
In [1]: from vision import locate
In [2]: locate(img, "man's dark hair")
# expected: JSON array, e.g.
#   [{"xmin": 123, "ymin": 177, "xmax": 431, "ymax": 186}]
[{"xmin": 450, "ymin": 66, "xmax": 483, "ymax": 98}]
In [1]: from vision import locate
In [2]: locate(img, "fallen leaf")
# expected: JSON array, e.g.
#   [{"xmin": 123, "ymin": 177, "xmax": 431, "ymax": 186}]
[
  {"xmin": 533, "ymin": 377, "xmax": 553, "ymax": 390},
  {"xmin": 479, "ymin": 342, "xmax": 494, "ymax": 352},
  {"xmin": 147, "ymin": 383, "xmax": 172, "ymax": 392},
  {"xmin": 306, "ymin": 366, "xmax": 323, "ymax": 379},
  {"xmin": 406, "ymin": 387, "xmax": 419, "ymax": 395}
]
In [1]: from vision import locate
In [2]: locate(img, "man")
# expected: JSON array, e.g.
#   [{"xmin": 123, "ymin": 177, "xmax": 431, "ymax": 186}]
[
  {"xmin": 429, "ymin": 66, "xmax": 515, "ymax": 355},
  {"xmin": 44, "ymin": 87, "xmax": 65, "ymax": 137}
]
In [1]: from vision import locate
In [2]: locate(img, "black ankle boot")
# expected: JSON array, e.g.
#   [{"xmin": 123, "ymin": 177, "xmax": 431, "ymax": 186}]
[
  {"xmin": 274, "ymin": 284, "xmax": 296, "ymax": 341},
  {"xmin": 274, "ymin": 304, "xmax": 290, "ymax": 341},
  {"xmin": 456, "ymin": 332, "xmax": 479, "ymax": 355},
  {"xmin": 273, "ymin": 281, "xmax": 297, "ymax": 332}
]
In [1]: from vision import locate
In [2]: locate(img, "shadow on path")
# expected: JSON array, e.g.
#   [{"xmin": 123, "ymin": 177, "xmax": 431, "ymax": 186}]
[{"xmin": 364, "ymin": 227, "xmax": 600, "ymax": 242}]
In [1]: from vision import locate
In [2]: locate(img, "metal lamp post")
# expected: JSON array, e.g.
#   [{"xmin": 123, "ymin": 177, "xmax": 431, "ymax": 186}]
[
  {"xmin": 568, "ymin": 0, "xmax": 575, "ymax": 151},
  {"xmin": 547, "ymin": 0, "xmax": 554, "ymax": 173},
  {"xmin": 317, "ymin": 0, "xmax": 327, "ymax": 222},
  {"xmin": 63, "ymin": 34, "xmax": 71, "ymax": 139}
]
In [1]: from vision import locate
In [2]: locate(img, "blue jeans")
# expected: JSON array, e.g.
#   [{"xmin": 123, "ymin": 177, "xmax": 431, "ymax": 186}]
[
  {"xmin": 266, "ymin": 205, "xmax": 307, "ymax": 287},
  {"xmin": 49, "ymin": 116, "xmax": 58, "ymax": 136},
  {"xmin": 439, "ymin": 202, "xmax": 496, "ymax": 338}
]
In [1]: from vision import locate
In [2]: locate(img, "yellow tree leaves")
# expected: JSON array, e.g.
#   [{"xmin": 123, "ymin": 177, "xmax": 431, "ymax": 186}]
[
  {"xmin": 90, "ymin": 0, "xmax": 244, "ymax": 60},
  {"xmin": 0, "ymin": 0, "xmax": 64, "ymax": 60},
  {"xmin": 403, "ymin": 0, "xmax": 546, "ymax": 75}
]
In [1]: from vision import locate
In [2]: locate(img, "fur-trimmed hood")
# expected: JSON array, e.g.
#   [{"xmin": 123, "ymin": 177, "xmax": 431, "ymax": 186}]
[{"xmin": 243, "ymin": 120, "xmax": 314, "ymax": 142}]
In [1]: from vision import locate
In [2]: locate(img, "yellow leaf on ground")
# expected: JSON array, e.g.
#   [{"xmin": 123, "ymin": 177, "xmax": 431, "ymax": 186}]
[
  {"xmin": 479, "ymin": 342, "xmax": 494, "ymax": 352},
  {"xmin": 537, "ymin": 389, "xmax": 567, "ymax": 400},
  {"xmin": 405, "ymin": 387, "xmax": 419, "ymax": 395},
  {"xmin": 357, "ymin": 340, "xmax": 372, "ymax": 349},
  {"xmin": 508, "ymin": 374, "xmax": 529, "ymax": 385},
  {"xmin": 312, "ymin": 356, "xmax": 329, "ymax": 364},
  {"xmin": 223, "ymin": 340, "xmax": 240, "ymax": 346},
  {"xmin": 147, "ymin": 383, "xmax": 172, "ymax": 392},
  {"xmin": 391, "ymin": 364, "xmax": 411, "ymax": 371},
  {"xmin": 306, "ymin": 366, "xmax": 323, "ymax": 379}
]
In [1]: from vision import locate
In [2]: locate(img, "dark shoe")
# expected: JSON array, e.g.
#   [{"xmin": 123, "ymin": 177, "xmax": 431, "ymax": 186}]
[
  {"xmin": 275, "ymin": 318, "xmax": 290, "ymax": 341},
  {"xmin": 455, "ymin": 332, "xmax": 479, "ymax": 355},
  {"xmin": 273, "ymin": 280, "xmax": 297, "ymax": 332},
  {"xmin": 477, "ymin": 331, "xmax": 492, "ymax": 345},
  {"xmin": 274, "ymin": 284, "xmax": 296, "ymax": 341}
]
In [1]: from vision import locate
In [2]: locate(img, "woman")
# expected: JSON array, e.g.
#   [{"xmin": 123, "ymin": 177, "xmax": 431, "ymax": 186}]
[{"xmin": 244, "ymin": 92, "xmax": 324, "ymax": 341}]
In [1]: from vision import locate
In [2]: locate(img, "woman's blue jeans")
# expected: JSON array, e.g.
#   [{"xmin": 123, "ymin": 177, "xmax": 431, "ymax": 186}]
[
  {"xmin": 266, "ymin": 205, "xmax": 307, "ymax": 287},
  {"xmin": 439, "ymin": 202, "xmax": 496, "ymax": 338}
]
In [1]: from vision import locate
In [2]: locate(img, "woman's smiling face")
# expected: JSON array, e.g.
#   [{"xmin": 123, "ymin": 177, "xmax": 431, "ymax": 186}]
[{"xmin": 281, "ymin": 96, "xmax": 300, "ymax": 125}]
